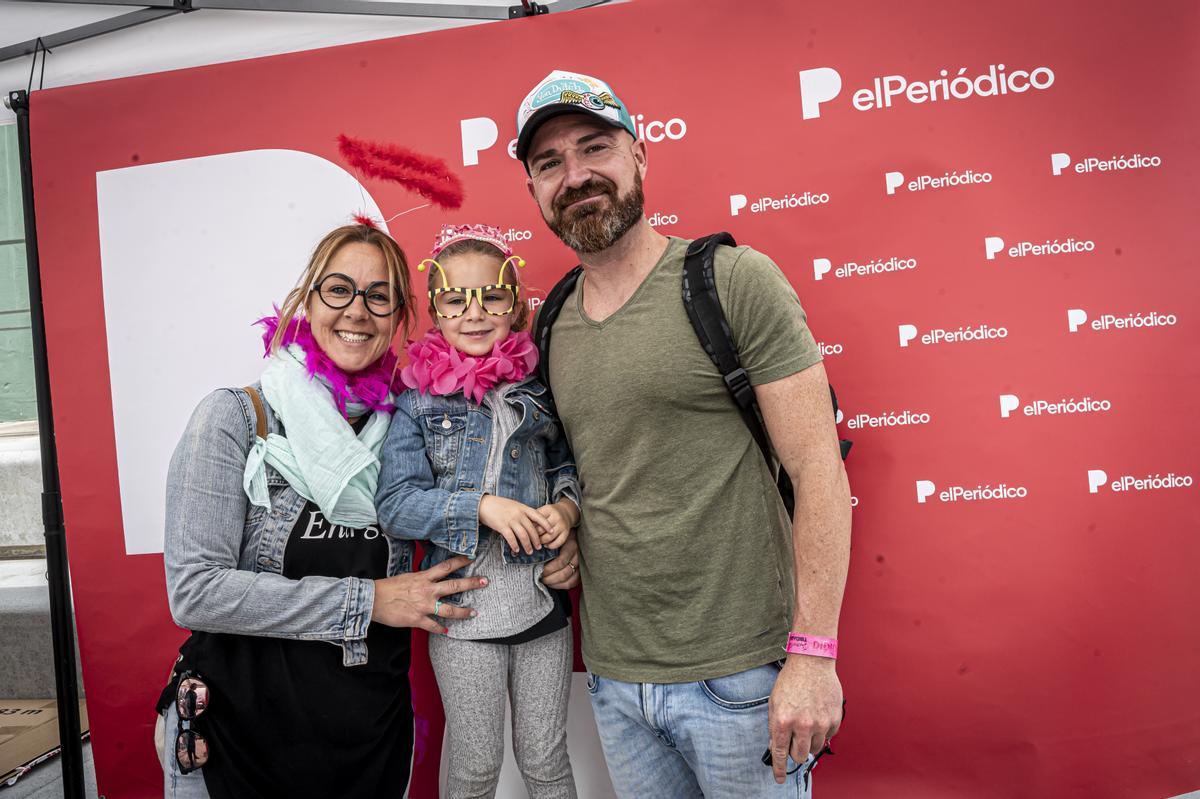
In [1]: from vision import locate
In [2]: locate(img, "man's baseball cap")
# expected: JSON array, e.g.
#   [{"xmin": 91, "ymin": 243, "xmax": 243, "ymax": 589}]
[{"xmin": 515, "ymin": 70, "xmax": 637, "ymax": 163}]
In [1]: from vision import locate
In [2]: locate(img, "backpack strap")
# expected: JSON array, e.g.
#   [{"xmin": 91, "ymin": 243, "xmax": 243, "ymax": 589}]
[
  {"xmin": 242, "ymin": 385, "xmax": 267, "ymax": 440},
  {"xmin": 533, "ymin": 264, "xmax": 585, "ymax": 402},
  {"xmin": 680, "ymin": 233, "xmax": 773, "ymax": 455},
  {"xmin": 681, "ymin": 233, "xmax": 854, "ymax": 518}
]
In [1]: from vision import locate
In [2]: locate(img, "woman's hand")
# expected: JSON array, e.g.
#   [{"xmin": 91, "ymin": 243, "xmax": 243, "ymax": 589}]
[
  {"xmin": 479, "ymin": 495, "xmax": 552, "ymax": 555},
  {"xmin": 541, "ymin": 532, "xmax": 581, "ymax": 590},
  {"xmin": 371, "ymin": 555, "xmax": 485, "ymax": 634},
  {"xmin": 535, "ymin": 500, "xmax": 579, "ymax": 550}
]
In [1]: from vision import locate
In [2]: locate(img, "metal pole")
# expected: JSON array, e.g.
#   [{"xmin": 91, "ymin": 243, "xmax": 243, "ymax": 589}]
[{"xmin": 5, "ymin": 88, "xmax": 86, "ymax": 799}]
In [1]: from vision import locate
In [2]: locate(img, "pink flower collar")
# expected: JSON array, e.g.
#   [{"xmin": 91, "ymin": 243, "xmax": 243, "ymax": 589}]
[
  {"xmin": 401, "ymin": 329, "xmax": 538, "ymax": 405},
  {"xmin": 256, "ymin": 314, "xmax": 401, "ymax": 417}
]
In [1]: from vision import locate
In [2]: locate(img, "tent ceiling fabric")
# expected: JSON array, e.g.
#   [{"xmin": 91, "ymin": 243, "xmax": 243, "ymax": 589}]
[{"xmin": 0, "ymin": 0, "xmax": 606, "ymax": 123}]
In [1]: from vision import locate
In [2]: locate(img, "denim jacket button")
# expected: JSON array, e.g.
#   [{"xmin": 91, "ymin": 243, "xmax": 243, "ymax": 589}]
[
  {"xmin": 533, "ymin": 411, "xmax": 541, "ymax": 421},
  {"xmin": 510, "ymin": 447, "xmax": 520, "ymax": 459},
  {"xmin": 441, "ymin": 415, "xmax": 452, "ymax": 430}
]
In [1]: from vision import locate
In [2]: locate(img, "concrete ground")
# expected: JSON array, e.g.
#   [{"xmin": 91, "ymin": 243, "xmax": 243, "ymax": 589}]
[
  {"xmin": 0, "ymin": 742, "xmax": 98, "ymax": 798},
  {"xmin": 0, "ymin": 558, "xmax": 96, "ymax": 798}
]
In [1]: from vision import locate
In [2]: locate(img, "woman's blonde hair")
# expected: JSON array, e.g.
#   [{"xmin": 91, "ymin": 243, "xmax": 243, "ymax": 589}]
[
  {"xmin": 426, "ymin": 238, "xmax": 531, "ymax": 332},
  {"xmin": 270, "ymin": 224, "xmax": 416, "ymax": 354}
]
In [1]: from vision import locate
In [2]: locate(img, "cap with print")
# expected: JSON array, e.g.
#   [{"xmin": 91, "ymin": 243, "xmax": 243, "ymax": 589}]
[{"xmin": 515, "ymin": 69, "xmax": 637, "ymax": 163}]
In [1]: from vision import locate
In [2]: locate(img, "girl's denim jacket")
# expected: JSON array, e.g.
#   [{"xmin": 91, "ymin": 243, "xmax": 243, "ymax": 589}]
[
  {"xmin": 375, "ymin": 377, "xmax": 580, "ymax": 581},
  {"xmin": 163, "ymin": 385, "xmax": 412, "ymax": 667}
]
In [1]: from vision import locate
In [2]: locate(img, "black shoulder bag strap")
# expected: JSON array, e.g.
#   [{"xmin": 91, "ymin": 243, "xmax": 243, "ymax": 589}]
[{"xmin": 533, "ymin": 264, "xmax": 585, "ymax": 402}]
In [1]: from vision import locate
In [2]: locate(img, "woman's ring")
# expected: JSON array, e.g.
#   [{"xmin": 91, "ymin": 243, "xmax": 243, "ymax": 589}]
[
  {"xmin": 567, "ymin": 561, "xmax": 577, "ymax": 572},
  {"xmin": 433, "ymin": 599, "xmax": 443, "ymax": 617}
]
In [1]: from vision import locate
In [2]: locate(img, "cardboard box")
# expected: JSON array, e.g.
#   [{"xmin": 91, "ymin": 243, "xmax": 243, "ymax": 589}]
[{"xmin": 0, "ymin": 699, "xmax": 89, "ymax": 786}]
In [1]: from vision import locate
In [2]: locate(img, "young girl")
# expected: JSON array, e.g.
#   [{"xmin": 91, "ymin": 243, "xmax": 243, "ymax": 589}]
[{"xmin": 376, "ymin": 223, "xmax": 580, "ymax": 798}]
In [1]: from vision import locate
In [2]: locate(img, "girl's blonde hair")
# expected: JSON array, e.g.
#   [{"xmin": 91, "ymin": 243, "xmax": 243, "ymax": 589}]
[
  {"xmin": 427, "ymin": 238, "xmax": 531, "ymax": 332},
  {"xmin": 271, "ymin": 224, "xmax": 416, "ymax": 354}
]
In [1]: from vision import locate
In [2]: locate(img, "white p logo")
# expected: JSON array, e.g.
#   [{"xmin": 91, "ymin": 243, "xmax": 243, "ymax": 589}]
[
  {"xmin": 984, "ymin": 236, "xmax": 1005, "ymax": 260},
  {"xmin": 884, "ymin": 171, "xmax": 905, "ymax": 195},
  {"xmin": 916, "ymin": 480, "xmax": 936, "ymax": 504},
  {"xmin": 1067, "ymin": 308, "xmax": 1088, "ymax": 333},
  {"xmin": 835, "ymin": 408, "xmax": 844, "ymax": 424},
  {"xmin": 1051, "ymin": 152, "xmax": 1071, "ymax": 176},
  {"xmin": 798, "ymin": 67, "xmax": 842, "ymax": 120},
  {"xmin": 1087, "ymin": 469, "xmax": 1108, "ymax": 494},
  {"xmin": 898, "ymin": 324, "xmax": 918, "ymax": 348},
  {"xmin": 729, "ymin": 194, "xmax": 748, "ymax": 217},
  {"xmin": 999, "ymin": 394, "xmax": 1020, "ymax": 418},
  {"xmin": 460, "ymin": 117, "xmax": 499, "ymax": 167},
  {"xmin": 813, "ymin": 258, "xmax": 832, "ymax": 281}
]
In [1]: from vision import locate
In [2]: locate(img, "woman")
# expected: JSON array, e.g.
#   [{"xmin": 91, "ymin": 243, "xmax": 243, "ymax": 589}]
[{"xmin": 156, "ymin": 222, "xmax": 580, "ymax": 798}]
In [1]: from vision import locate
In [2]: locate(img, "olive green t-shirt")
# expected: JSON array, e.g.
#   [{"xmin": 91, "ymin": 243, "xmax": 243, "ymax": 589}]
[{"xmin": 548, "ymin": 236, "xmax": 822, "ymax": 683}]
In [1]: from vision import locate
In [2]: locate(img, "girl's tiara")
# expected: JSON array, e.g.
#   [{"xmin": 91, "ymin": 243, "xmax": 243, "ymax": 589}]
[{"xmin": 430, "ymin": 224, "xmax": 513, "ymax": 259}]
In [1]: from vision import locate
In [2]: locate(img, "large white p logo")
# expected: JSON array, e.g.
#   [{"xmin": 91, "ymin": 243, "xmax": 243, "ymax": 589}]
[
  {"xmin": 999, "ymin": 394, "xmax": 1020, "ymax": 418},
  {"xmin": 460, "ymin": 117, "xmax": 499, "ymax": 166},
  {"xmin": 1067, "ymin": 308, "xmax": 1088, "ymax": 333},
  {"xmin": 898, "ymin": 324, "xmax": 918, "ymax": 348},
  {"xmin": 1050, "ymin": 152, "xmax": 1071, "ymax": 176},
  {"xmin": 729, "ymin": 194, "xmax": 748, "ymax": 216},
  {"xmin": 984, "ymin": 236, "xmax": 1005, "ymax": 260},
  {"xmin": 916, "ymin": 480, "xmax": 936, "ymax": 504},
  {"xmin": 1087, "ymin": 469, "xmax": 1108, "ymax": 494},
  {"xmin": 884, "ymin": 171, "xmax": 905, "ymax": 195},
  {"xmin": 798, "ymin": 67, "xmax": 842, "ymax": 120},
  {"xmin": 813, "ymin": 258, "xmax": 832, "ymax": 281}
]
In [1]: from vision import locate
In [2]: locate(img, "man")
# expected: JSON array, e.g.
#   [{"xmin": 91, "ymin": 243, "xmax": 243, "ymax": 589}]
[{"xmin": 515, "ymin": 70, "xmax": 851, "ymax": 797}]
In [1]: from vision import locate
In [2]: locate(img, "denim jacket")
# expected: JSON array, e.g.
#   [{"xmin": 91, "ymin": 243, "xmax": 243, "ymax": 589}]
[
  {"xmin": 375, "ymin": 377, "xmax": 580, "ymax": 578},
  {"xmin": 163, "ymin": 385, "xmax": 412, "ymax": 667}
]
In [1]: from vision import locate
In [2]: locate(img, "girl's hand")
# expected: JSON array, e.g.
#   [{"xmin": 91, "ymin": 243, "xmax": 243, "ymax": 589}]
[
  {"xmin": 541, "ymin": 532, "xmax": 580, "ymax": 590},
  {"xmin": 371, "ymin": 555, "xmax": 485, "ymax": 634},
  {"xmin": 535, "ymin": 500, "xmax": 578, "ymax": 550},
  {"xmin": 479, "ymin": 495, "xmax": 552, "ymax": 555}
]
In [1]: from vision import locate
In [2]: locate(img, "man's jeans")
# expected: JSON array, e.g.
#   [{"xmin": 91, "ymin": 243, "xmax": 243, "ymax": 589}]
[{"xmin": 587, "ymin": 662, "xmax": 815, "ymax": 798}]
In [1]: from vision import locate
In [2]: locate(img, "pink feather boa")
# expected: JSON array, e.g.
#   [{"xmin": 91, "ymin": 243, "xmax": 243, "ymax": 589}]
[
  {"xmin": 256, "ymin": 314, "xmax": 401, "ymax": 416},
  {"xmin": 400, "ymin": 329, "xmax": 538, "ymax": 405}
]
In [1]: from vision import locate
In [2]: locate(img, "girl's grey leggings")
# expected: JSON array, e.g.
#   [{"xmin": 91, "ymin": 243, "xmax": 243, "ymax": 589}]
[{"xmin": 428, "ymin": 624, "xmax": 577, "ymax": 799}]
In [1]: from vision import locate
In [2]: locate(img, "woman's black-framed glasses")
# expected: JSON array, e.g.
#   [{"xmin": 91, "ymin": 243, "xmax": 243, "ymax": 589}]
[
  {"xmin": 311, "ymin": 272, "xmax": 402, "ymax": 317},
  {"xmin": 175, "ymin": 671, "xmax": 210, "ymax": 775}
]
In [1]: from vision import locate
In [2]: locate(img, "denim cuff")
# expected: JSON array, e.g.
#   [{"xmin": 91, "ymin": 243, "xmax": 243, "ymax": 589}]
[
  {"xmin": 344, "ymin": 577, "xmax": 374, "ymax": 641},
  {"xmin": 551, "ymin": 474, "xmax": 581, "ymax": 511},
  {"xmin": 443, "ymin": 489, "xmax": 484, "ymax": 557},
  {"xmin": 338, "ymin": 578, "xmax": 374, "ymax": 667}
]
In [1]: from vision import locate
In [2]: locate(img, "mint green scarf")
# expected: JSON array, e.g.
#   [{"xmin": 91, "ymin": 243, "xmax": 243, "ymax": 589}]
[{"xmin": 242, "ymin": 345, "xmax": 391, "ymax": 527}]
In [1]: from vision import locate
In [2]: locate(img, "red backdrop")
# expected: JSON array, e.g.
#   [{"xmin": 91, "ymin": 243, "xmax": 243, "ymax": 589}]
[{"xmin": 27, "ymin": 0, "xmax": 1200, "ymax": 796}]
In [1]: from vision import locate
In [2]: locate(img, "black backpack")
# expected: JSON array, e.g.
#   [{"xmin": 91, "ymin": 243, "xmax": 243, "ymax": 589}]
[{"xmin": 533, "ymin": 232, "xmax": 851, "ymax": 519}]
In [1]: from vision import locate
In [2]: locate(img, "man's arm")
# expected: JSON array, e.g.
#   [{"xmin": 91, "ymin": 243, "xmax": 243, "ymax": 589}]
[{"xmin": 754, "ymin": 360, "xmax": 851, "ymax": 783}]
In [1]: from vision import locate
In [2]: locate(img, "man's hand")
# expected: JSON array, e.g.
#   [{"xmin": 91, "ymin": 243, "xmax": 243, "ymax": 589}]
[
  {"xmin": 767, "ymin": 655, "xmax": 843, "ymax": 783},
  {"xmin": 541, "ymin": 532, "xmax": 581, "ymax": 589}
]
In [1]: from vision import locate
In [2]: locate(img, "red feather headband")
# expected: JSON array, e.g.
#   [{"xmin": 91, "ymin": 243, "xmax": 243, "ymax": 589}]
[{"xmin": 338, "ymin": 134, "xmax": 465, "ymax": 212}]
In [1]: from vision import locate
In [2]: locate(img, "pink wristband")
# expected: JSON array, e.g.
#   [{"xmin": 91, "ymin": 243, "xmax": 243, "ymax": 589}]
[{"xmin": 785, "ymin": 633, "xmax": 838, "ymax": 659}]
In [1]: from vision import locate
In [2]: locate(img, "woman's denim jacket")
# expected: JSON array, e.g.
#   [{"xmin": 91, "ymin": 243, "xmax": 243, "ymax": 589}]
[
  {"xmin": 163, "ymin": 385, "xmax": 411, "ymax": 667},
  {"xmin": 375, "ymin": 376, "xmax": 580, "ymax": 587}
]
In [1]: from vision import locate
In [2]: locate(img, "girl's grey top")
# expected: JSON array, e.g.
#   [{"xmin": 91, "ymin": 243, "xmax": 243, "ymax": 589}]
[{"xmin": 445, "ymin": 383, "xmax": 552, "ymax": 639}]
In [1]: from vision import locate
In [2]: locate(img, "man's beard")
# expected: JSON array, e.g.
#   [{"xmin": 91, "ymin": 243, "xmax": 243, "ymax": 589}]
[{"xmin": 544, "ymin": 172, "xmax": 644, "ymax": 254}]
